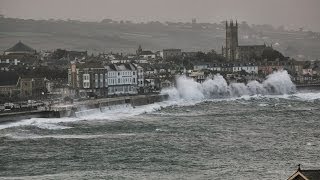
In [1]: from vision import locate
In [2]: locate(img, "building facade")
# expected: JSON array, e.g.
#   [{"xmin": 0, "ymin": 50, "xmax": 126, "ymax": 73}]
[
  {"xmin": 105, "ymin": 64, "xmax": 138, "ymax": 96},
  {"xmin": 222, "ymin": 20, "xmax": 267, "ymax": 61},
  {"xmin": 19, "ymin": 78, "xmax": 47, "ymax": 98},
  {"xmin": 232, "ymin": 63, "xmax": 259, "ymax": 74},
  {"xmin": 68, "ymin": 62, "xmax": 108, "ymax": 98},
  {"xmin": 0, "ymin": 72, "xmax": 20, "ymax": 97},
  {"xmin": 135, "ymin": 64, "xmax": 145, "ymax": 93}
]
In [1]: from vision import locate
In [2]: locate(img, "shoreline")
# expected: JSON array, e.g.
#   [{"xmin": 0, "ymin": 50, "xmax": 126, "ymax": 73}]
[
  {"xmin": 1, "ymin": 84, "xmax": 320, "ymax": 124},
  {"xmin": 0, "ymin": 94, "xmax": 169, "ymax": 123}
]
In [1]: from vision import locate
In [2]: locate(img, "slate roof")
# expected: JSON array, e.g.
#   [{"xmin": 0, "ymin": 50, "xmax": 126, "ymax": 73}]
[
  {"xmin": 140, "ymin": 51, "xmax": 154, "ymax": 55},
  {"xmin": 0, "ymin": 72, "xmax": 19, "ymax": 86},
  {"xmin": 105, "ymin": 63, "xmax": 137, "ymax": 71},
  {"xmin": 76, "ymin": 61, "xmax": 103, "ymax": 69},
  {"xmin": 288, "ymin": 166, "xmax": 320, "ymax": 180},
  {"xmin": 5, "ymin": 41, "xmax": 35, "ymax": 53},
  {"xmin": 300, "ymin": 170, "xmax": 320, "ymax": 180}
]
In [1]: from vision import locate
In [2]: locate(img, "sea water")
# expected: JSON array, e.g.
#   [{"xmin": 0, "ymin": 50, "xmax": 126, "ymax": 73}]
[{"xmin": 0, "ymin": 71, "xmax": 319, "ymax": 179}]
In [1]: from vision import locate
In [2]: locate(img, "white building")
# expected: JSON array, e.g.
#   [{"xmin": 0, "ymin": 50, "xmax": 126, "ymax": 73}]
[
  {"xmin": 105, "ymin": 64, "xmax": 138, "ymax": 96},
  {"xmin": 139, "ymin": 51, "xmax": 156, "ymax": 59},
  {"xmin": 110, "ymin": 59, "xmax": 131, "ymax": 64},
  {"xmin": 135, "ymin": 64, "xmax": 145, "ymax": 90},
  {"xmin": 232, "ymin": 64, "xmax": 258, "ymax": 74},
  {"xmin": 189, "ymin": 71, "xmax": 206, "ymax": 83},
  {"xmin": 135, "ymin": 59, "xmax": 149, "ymax": 64},
  {"xmin": 212, "ymin": 66, "xmax": 221, "ymax": 72},
  {"xmin": 194, "ymin": 64, "xmax": 209, "ymax": 71},
  {"xmin": 0, "ymin": 58, "xmax": 20, "ymax": 65}
]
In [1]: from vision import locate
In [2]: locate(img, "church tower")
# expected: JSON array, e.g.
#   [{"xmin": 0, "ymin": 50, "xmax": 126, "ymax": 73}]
[
  {"xmin": 222, "ymin": 20, "xmax": 238, "ymax": 61},
  {"xmin": 136, "ymin": 45, "xmax": 142, "ymax": 56}
]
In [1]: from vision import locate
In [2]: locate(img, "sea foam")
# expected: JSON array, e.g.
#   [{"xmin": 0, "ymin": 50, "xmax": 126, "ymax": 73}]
[{"xmin": 162, "ymin": 70, "xmax": 296, "ymax": 100}]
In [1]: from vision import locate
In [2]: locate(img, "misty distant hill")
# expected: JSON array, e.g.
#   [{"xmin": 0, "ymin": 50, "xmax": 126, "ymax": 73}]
[{"xmin": 0, "ymin": 17, "xmax": 320, "ymax": 60}]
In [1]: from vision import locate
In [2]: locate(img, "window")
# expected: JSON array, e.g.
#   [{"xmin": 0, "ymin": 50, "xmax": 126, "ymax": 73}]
[
  {"xmin": 133, "ymin": 78, "xmax": 135, "ymax": 83},
  {"xmin": 100, "ymin": 74, "xmax": 104, "ymax": 87},
  {"xmin": 133, "ymin": 72, "xmax": 135, "ymax": 75},
  {"xmin": 95, "ymin": 74, "xmax": 99, "ymax": 88},
  {"xmin": 83, "ymin": 74, "xmax": 90, "ymax": 88},
  {"xmin": 105, "ymin": 73, "xmax": 108, "ymax": 87},
  {"xmin": 118, "ymin": 79, "xmax": 120, "ymax": 84}
]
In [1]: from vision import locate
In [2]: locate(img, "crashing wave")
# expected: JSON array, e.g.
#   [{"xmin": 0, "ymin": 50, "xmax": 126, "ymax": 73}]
[{"xmin": 162, "ymin": 70, "xmax": 296, "ymax": 100}]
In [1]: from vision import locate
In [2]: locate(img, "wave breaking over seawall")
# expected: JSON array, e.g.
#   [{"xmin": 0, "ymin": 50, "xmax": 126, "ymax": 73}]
[{"xmin": 161, "ymin": 71, "xmax": 296, "ymax": 100}]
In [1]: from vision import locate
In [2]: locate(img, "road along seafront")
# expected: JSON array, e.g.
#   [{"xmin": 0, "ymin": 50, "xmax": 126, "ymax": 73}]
[{"xmin": 0, "ymin": 94, "xmax": 169, "ymax": 123}]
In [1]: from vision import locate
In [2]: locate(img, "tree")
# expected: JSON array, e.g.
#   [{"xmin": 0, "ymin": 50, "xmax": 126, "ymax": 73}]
[{"xmin": 262, "ymin": 47, "xmax": 285, "ymax": 61}]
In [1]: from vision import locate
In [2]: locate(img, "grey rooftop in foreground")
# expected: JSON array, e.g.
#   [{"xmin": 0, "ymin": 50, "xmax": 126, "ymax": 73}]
[{"xmin": 287, "ymin": 164, "xmax": 320, "ymax": 180}]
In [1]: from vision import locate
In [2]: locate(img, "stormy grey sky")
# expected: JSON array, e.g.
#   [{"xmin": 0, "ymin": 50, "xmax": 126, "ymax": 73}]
[{"xmin": 1, "ymin": 0, "xmax": 320, "ymax": 31}]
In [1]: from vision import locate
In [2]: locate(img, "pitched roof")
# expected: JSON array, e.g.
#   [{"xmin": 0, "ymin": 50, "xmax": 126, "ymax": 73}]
[
  {"xmin": 5, "ymin": 41, "xmax": 35, "ymax": 52},
  {"xmin": 300, "ymin": 170, "xmax": 320, "ymax": 180},
  {"xmin": 76, "ymin": 61, "xmax": 103, "ymax": 69},
  {"xmin": 0, "ymin": 72, "xmax": 19, "ymax": 86},
  {"xmin": 140, "ymin": 51, "xmax": 154, "ymax": 55},
  {"xmin": 288, "ymin": 167, "xmax": 320, "ymax": 180}
]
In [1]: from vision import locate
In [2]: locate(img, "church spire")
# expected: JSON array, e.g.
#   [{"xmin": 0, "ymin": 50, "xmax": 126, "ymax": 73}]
[{"xmin": 136, "ymin": 44, "xmax": 142, "ymax": 56}]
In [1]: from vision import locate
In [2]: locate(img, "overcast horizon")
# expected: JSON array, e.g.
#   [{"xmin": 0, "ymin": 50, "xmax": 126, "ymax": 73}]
[{"xmin": 1, "ymin": 0, "xmax": 320, "ymax": 31}]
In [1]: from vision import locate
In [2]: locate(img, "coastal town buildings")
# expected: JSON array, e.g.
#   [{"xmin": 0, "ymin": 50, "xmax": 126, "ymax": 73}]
[
  {"xmin": 136, "ymin": 45, "xmax": 156, "ymax": 59},
  {"xmin": 222, "ymin": 20, "xmax": 267, "ymax": 61},
  {"xmin": 0, "ymin": 71, "xmax": 47, "ymax": 99},
  {"xmin": 232, "ymin": 63, "xmax": 258, "ymax": 74},
  {"xmin": 162, "ymin": 49, "xmax": 182, "ymax": 60},
  {"xmin": 189, "ymin": 71, "xmax": 206, "ymax": 83},
  {"xmin": 0, "ymin": 42, "xmax": 40, "ymax": 71},
  {"xmin": 1, "ymin": 22, "xmax": 320, "ymax": 103},
  {"xmin": 136, "ymin": 64, "xmax": 145, "ymax": 93},
  {"xmin": 0, "ymin": 72, "xmax": 19, "ymax": 97},
  {"xmin": 19, "ymin": 77, "xmax": 47, "ymax": 98},
  {"xmin": 68, "ymin": 62, "xmax": 108, "ymax": 98},
  {"xmin": 68, "ymin": 62, "xmax": 140, "ymax": 98},
  {"xmin": 105, "ymin": 63, "xmax": 138, "ymax": 96}
]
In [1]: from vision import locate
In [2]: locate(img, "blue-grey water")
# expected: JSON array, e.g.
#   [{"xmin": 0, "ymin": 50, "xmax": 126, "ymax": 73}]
[
  {"xmin": 1, "ymin": 92, "xmax": 320, "ymax": 180},
  {"xmin": 1, "ymin": 71, "xmax": 320, "ymax": 179}
]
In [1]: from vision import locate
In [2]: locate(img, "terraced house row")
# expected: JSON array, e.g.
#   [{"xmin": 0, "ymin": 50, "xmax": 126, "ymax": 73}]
[{"xmin": 68, "ymin": 62, "xmax": 144, "ymax": 98}]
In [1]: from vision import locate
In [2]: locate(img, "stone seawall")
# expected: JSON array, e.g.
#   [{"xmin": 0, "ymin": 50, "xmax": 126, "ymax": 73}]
[
  {"xmin": 0, "ymin": 94, "xmax": 169, "ymax": 123},
  {"xmin": 0, "ymin": 110, "xmax": 59, "ymax": 123},
  {"xmin": 60, "ymin": 94, "xmax": 169, "ymax": 118}
]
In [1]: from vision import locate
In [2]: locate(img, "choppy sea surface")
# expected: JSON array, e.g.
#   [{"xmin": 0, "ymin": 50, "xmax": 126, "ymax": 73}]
[
  {"xmin": 1, "ymin": 72, "xmax": 320, "ymax": 180},
  {"xmin": 1, "ymin": 91, "xmax": 320, "ymax": 180}
]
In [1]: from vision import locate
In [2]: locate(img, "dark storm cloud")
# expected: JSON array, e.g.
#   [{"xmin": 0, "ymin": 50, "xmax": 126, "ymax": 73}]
[{"xmin": 1, "ymin": 0, "xmax": 320, "ymax": 31}]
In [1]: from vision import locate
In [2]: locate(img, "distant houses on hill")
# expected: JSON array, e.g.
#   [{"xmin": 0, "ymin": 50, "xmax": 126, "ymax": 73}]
[{"xmin": 1, "ymin": 24, "xmax": 320, "ymax": 101}]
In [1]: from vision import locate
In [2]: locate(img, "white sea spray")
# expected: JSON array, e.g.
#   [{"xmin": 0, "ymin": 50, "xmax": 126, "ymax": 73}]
[{"xmin": 163, "ymin": 70, "xmax": 296, "ymax": 100}]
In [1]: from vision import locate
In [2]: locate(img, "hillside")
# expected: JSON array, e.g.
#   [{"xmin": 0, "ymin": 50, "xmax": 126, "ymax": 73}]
[{"xmin": 0, "ymin": 17, "xmax": 320, "ymax": 60}]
